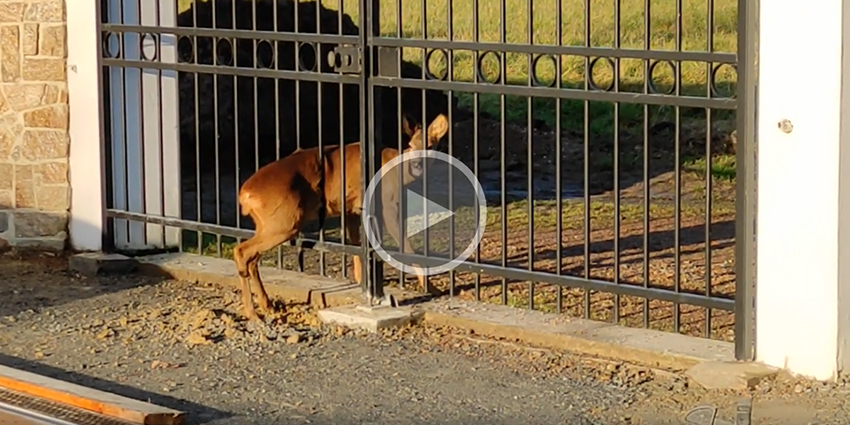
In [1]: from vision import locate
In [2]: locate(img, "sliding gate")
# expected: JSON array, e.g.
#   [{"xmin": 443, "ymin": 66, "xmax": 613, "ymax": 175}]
[{"xmin": 100, "ymin": 0, "xmax": 757, "ymax": 359}]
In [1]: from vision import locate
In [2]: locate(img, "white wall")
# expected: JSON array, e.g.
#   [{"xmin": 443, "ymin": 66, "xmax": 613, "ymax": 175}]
[
  {"xmin": 756, "ymin": 0, "xmax": 850, "ymax": 380},
  {"xmin": 67, "ymin": 0, "xmax": 106, "ymax": 251}
]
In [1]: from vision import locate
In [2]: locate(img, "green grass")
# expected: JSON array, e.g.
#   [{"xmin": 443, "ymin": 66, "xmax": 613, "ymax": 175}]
[
  {"xmin": 683, "ymin": 154, "xmax": 736, "ymax": 180},
  {"xmin": 177, "ymin": 0, "xmax": 739, "ymax": 136}
]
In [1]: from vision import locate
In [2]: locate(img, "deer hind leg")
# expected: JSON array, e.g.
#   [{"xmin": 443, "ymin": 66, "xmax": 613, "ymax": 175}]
[
  {"xmin": 344, "ymin": 215, "xmax": 363, "ymax": 284},
  {"xmin": 233, "ymin": 227, "xmax": 300, "ymax": 321}
]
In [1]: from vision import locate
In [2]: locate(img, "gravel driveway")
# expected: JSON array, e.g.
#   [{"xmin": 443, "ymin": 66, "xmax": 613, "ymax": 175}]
[{"xmin": 1, "ymin": 251, "xmax": 849, "ymax": 425}]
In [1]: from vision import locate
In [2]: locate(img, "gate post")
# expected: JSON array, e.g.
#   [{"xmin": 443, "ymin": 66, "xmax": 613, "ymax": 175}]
[
  {"xmin": 68, "ymin": 0, "xmax": 107, "ymax": 251},
  {"xmin": 359, "ymin": 0, "xmax": 388, "ymax": 305},
  {"xmin": 756, "ymin": 0, "xmax": 850, "ymax": 380}
]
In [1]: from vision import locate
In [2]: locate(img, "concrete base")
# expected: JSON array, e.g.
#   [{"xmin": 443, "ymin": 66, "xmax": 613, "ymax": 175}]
[
  {"xmin": 685, "ymin": 361, "xmax": 780, "ymax": 390},
  {"xmin": 133, "ymin": 253, "xmax": 747, "ymax": 374},
  {"xmin": 69, "ymin": 252, "xmax": 138, "ymax": 277},
  {"xmin": 317, "ymin": 304, "xmax": 417, "ymax": 333}
]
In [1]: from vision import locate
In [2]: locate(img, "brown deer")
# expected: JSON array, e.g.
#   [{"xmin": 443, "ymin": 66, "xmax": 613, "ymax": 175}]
[{"xmin": 232, "ymin": 114, "xmax": 450, "ymax": 321}]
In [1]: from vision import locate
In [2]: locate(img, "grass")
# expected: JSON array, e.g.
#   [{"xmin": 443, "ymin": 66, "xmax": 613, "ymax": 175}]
[{"xmin": 176, "ymin": 0, "xmax": 739, "ymax": 136}]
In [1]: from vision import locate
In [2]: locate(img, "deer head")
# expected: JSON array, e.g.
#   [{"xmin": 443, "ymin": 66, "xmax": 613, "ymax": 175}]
[{"xmin": 399, "ymin": 114, "xmax": 449, "ymax": 184}]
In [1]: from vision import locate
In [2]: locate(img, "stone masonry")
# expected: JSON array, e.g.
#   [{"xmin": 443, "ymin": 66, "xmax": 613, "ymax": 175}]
[{"xmin": 0, "ymin": 0, "xmax": 69, "ymax": 251}]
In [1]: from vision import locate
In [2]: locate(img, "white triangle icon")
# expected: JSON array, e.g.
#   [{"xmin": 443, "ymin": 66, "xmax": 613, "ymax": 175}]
[{"xmin": 405, "ymin": 189, "xmax": 454, "ymax": 239}]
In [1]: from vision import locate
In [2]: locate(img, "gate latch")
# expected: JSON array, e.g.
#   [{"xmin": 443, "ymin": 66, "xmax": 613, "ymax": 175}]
[{"xmin": 328, "ymin": 45, "xmax": 361, "ymax": 74}]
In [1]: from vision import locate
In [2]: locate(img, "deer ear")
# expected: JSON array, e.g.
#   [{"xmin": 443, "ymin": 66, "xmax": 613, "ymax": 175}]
[
  {"xmin": 426, "ymin": 114, "xmax": 449, "ymax": 145},
  {"xmin": 401, "ymin": 115, "xmax": 416, "ymax": 137}
]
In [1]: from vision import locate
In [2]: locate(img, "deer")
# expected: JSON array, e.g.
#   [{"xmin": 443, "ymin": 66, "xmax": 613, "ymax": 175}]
[{"xmin": 232, "ymin": 113, "xmax": 450, "ymax": 321}]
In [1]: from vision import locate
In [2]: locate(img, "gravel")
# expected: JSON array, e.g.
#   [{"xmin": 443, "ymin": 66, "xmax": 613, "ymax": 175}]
[{"xmin": 2, "ymin": 251, "xmax": 850, "ymax": 425}]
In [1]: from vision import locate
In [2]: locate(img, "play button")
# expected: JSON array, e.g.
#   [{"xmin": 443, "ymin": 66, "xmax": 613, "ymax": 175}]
[
  {"xmin": 404, "ymin": 189, "xmax": 455, "ymax": 239},
  {"xmin": 362, "ymin": 148, "xmax": 488, "ymax": 278}
]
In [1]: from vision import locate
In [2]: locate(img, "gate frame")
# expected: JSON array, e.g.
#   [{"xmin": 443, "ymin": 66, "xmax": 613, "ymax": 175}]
[{"xmin": 68, "ymin": 0, "xmax": 762, "ymax": 364}]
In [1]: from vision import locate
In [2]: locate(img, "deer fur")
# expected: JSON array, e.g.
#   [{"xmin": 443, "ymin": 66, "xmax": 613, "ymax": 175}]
[{"xmin": 232, "ymin": 114, "xmax": 450, "ymax": 320}]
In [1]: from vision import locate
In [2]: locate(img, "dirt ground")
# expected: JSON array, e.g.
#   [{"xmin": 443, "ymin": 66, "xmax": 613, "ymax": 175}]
[{"xmin": 0, "ymin": 251, "xmax": 847, "ymax": 425}]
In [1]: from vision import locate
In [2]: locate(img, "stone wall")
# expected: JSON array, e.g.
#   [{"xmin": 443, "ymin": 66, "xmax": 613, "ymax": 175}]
[{"xmin": 0, "ymin": 0, "xmax": 68, "ymax": 250}]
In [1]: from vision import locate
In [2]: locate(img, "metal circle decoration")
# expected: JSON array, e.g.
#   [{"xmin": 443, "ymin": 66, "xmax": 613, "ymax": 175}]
[
  {"xmin": 424, "ymin": 48, "xmax": 449, "ymax": 81},
  {"xmin": 299, "ymin": 42, "xmax": 318, "ymax": 72},
  {"xmin": 215, "ymin": 38, "xmax": 234, "ymax": 66},
  {"xmin": 101, "ymin": 32, "xmax": 121, "ymax": 59},
  {"xmin": 647, "ymin": 60, "xmax": 676, "ymax": 95},
  {"xmin": 531, "ymin": 54, "xmax": 557, "ymax": 88},
  {"xmin": 255, "ymin": 40, "xmax": 275, "ymax": 69},
  {"xmin": 140, "ymin": 33, "xmax": 158, "ymax": 62},
  {"xmin": 476, "ymin": 51, "xmax": 501, "ymax": 84},
  {"xmin": 710, "ymin": 63, "xmax": 737, "ymax": 99},
  {"xmin": 177, "ymin": 36, "xmax": 194, "ymax": 64},
  {"xmin": 588, "ymin": 57, "xmax": 616, "ymax": 91}
]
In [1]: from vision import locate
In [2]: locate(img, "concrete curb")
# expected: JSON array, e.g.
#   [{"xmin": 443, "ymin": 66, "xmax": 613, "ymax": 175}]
[{"xmin": 133, "ymin": 252, "xmax": 737, "ymax": 373}]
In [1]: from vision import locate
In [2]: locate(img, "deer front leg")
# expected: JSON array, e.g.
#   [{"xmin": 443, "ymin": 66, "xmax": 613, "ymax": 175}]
[
  {"xmin": 382, "ymin": 202, "xmax": 438, "ymax": 296},
  {"xmin": 344, "ymin": 215, "xmax": 363, "ymax": 284}
]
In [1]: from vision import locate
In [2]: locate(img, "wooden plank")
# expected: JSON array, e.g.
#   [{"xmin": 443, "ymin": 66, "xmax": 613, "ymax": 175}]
[{"xmin": 0, "ymin": 366, "xmax": 185, "ymax": 425}]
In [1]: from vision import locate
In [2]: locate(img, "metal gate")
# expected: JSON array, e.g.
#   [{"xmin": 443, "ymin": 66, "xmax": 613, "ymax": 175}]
[{"xmin": 99, "ymin": 0, "xmax": 757, "ymax": 359}]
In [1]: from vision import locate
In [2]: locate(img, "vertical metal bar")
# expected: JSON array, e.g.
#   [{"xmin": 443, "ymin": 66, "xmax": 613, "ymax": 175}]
[
  {"xmin": 612, "ymin": 0, "xmax": 621, "ymax": 324},
  {"xmin": 274, "ymin": 0, "xmax": 283, "ymax": 269},
  {"xmin": 555, "ymin": 0, "xmax": 563, "ymax": 314},
  {"xmin": 499, "ymin": 0, "xmax": 508, "ymax": 306},
  {"xmin": 524, "ymin": 0, "xmax": 535, "ymax": 310},
  {"xmin": 734, "ymin": 0, "xmax": 758, "ymax": 361},
  {"xmin": 363, "ymin": 0, "xmax": 385, "ymax": 300},
  {"xmin": 642, "ymin": 0, "xmax": 651, "ymax": 328},
  {"xmin": 473, "ymin": 0, "xmax": 481, "ymax": 302},
  {"xmin": 294, "ymin": 2, "xmax": 304, "ymax": 273},
  {"xmin": 253, "ymin": 0, "xmax": 259, "ymax": 177},
  {"xmin": 136, "ymin": 0, "xmax": 147, "ymax": 248},
  {"xmin": 397, "ymin": 0, "xmax": 405, "ymax": 289},
  {"xmin": 582, "ymin": 0, "xmax": 591, "ymax": 318},
  {"xmin": 193, "ymin": 3, "xmax": 201, "ymax": 254},
  {"xmin": 705, "ymin": 0, "xmax": 715, "ymax": 338},
  {"xmin": 421, "ymin": 0, "xmax": 431, "ymax": 294},
  {"xmin": 447, "ymin": 0, "xmax": 456, "ymax": 297},
  {"xmin": 673, "ymin": 0, "xmax": 683, "ymax": 334},
  {"xmin": 214, "ymin": 5, "xmax": 222, "ymax": 257},
  {"xmin": 102, "ymin": 0, "xmax": 116, "ymax": 253},
  {"xmin": 317, "ymin": 0, "xmax": 326, "ymax": 277},
  {"xmin": 156, "ymin": 0, "xmax": 166, "ymax": 246},
  {"xmin": 339, "ymin": 0, "xmax": 347, "ymax": 280},
  {"xmin": 232, "ymin": 0, "xmax": 242, "ymax": 256}
]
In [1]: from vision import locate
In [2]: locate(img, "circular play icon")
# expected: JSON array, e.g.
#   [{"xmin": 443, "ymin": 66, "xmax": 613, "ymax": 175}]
[{"xmin": 361, "ymin": 149, "xmax": 488, "ymax": 278}]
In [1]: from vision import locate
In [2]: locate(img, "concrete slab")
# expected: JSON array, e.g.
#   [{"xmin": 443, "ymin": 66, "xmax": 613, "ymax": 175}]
[
  {"xmin": 135, "ymin": 252, "xmax": 364, "ymax": 308},
  {"xmin": 685, "ymin": 361, "xmax": 780, "ymax": 390},
  {"xmin": 134, "ymin": 252, "xmax": 743, "ymax": 373},
  {"xmin": 317, "ymin": 304, "xmax": 419, "ymax": 333},
  {"xmin": 68, "ymin": 252, "xmax": 137, "ymax": 277}
]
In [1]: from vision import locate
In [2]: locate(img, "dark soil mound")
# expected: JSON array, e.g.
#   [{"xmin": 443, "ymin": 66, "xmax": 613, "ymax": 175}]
[{"xmin": 177, "ymin": 0, "xmax": 454, "ymax": 178}]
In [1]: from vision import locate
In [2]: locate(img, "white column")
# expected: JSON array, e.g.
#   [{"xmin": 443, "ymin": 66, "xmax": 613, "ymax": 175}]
[
  {"xmin": 756, "ymin": 0, "xmax": 850, "ymax": 380},
  {"xmin": 67, "ymin": 0, "xmax": 107, "ymax": 251}
]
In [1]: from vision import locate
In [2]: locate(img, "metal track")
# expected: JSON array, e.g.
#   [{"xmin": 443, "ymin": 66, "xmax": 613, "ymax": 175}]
[{"xmin": 0, "ymin": 388, "xmax": 135, "ymax": 425}]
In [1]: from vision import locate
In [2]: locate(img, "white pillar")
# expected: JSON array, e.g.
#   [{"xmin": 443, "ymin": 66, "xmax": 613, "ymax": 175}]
[
  {"xmin": 67, "ymin": 0, "xmax": 107, "ymax": 251},
  {"xmin": 756, "ymin": 0, "xmax": 850, "ymax": 380}
]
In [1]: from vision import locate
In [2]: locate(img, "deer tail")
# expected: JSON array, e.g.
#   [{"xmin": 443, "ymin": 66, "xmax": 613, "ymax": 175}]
[{"xmin": 238, "ymin": 191, "xmax": 254, "ymax": 217}]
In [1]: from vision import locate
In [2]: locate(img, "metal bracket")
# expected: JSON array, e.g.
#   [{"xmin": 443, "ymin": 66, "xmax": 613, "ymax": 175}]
[
  {"xmin": 363, "ymin": 292, "xmax": 398, "ymax": 308},
  {"xmin": 328, "ymin": 45, "xmax": 361, "ymax": 74},
  {"xmin": 376, "ymin": 46, "xmax": 399, "ymax": 78}
]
